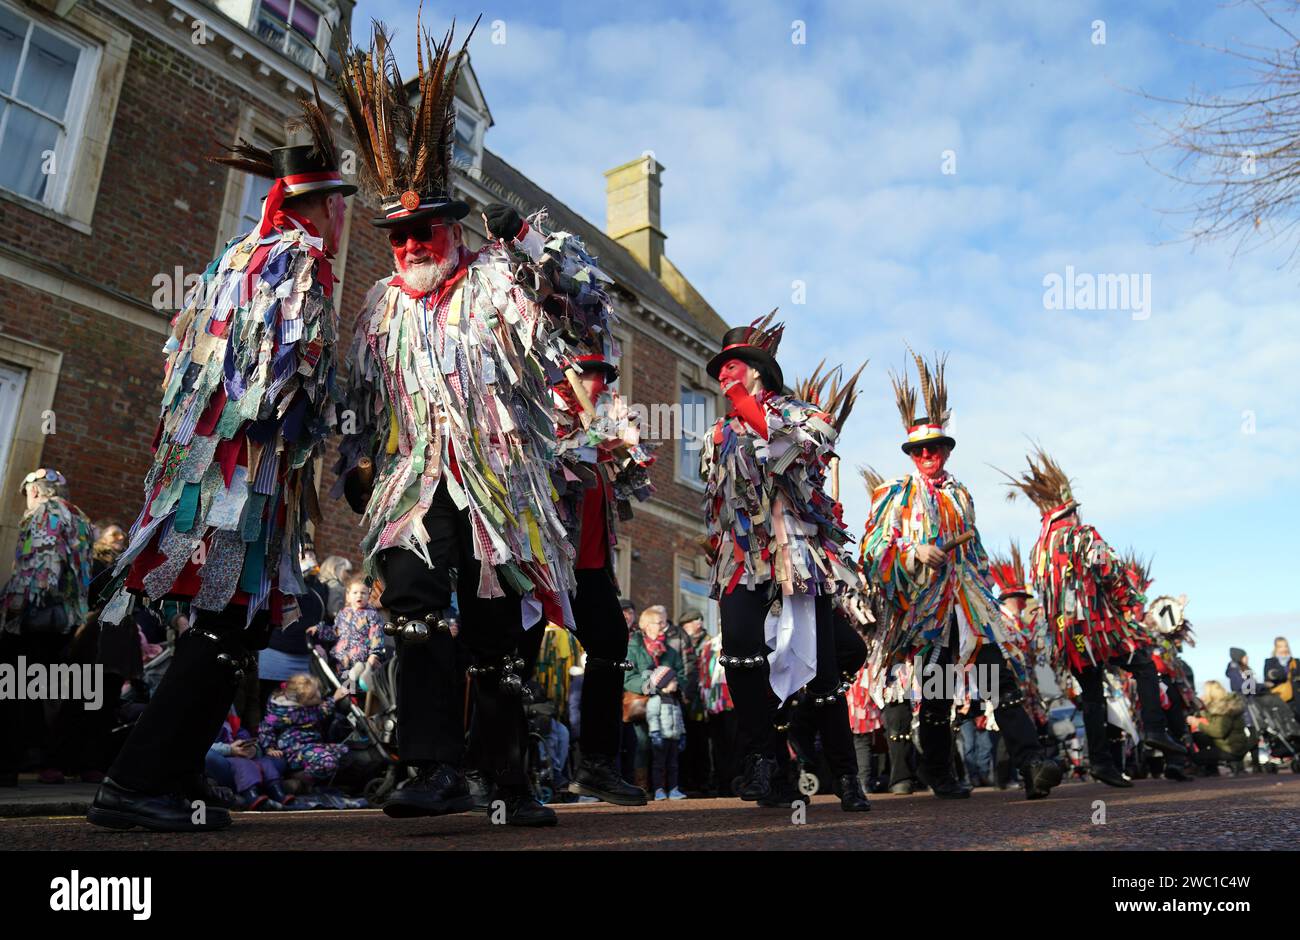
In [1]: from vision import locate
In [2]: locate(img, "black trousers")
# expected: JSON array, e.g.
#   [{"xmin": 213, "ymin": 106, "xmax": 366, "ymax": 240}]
[
  {"xmin": 788, "ymin": 611, "xmax": 866, "ymax": 778},
  {"xmin": 882, "ymin": 701, "xmax": 917, "ymax": 786},
  {"xmin": 707, "ymin": 711, "xmax": 737, "ymax": 793},
  {"xmin": 1075, "ymin": 648, "xmax": 1170, "ymax": 771},
  {"xmin": 917, "ymin": 618, "xmax": 1043, "ymax": 778},
  {"xmin": 680, "ymin": 715, "xmax": 710, "ymax": 791},
  {"xmin": 377, "ymin": 479, "xmax": 530, "ymax": 787},
  {"xmin": 568, "ymin": 568, "xmax": 631, "ymax": 759},
  {"xmin": 108, "ymin": 604, "xmax": 268, "ymax": 795},
  {"xmin": 719, "ymin": 587, "xmax": 837, "ymax": 762}
]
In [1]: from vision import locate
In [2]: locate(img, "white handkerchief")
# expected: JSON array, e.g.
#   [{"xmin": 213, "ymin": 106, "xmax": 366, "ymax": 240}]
[{"xmin": 764, "ymin": 591, "xmax": 817, "ymax": 701}]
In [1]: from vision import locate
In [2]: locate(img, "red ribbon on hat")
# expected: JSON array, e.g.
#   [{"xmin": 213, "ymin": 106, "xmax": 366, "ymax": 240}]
[{"xmin": 257, "ymin": 171, "xmax": 340, "ymax": 238}]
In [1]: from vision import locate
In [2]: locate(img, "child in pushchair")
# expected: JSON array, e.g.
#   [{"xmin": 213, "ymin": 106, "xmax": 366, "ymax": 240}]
[
  {"xmin": 309, "ymin": 578, "xmax": 388, "ymax": 684},
  {"xmin": 1244, "ymin": 670, "xmax": 1300, "ymax": 773}
]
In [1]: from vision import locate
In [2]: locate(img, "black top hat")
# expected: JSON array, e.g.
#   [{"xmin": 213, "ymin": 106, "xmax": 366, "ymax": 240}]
[
  {"xmin": 706, "ymin": 313, "xmax": 785, "ymax": 392},
  {"xmin": 372, "ymin": 190, "xmax": 470, "ymax": 228},
  {"xmin": 270, "ymin": 145, "xmax": 357, "ymax": 199},
  {"xmin": 573, "ymin": 353, "xmax": 619, "ymax": 382}
]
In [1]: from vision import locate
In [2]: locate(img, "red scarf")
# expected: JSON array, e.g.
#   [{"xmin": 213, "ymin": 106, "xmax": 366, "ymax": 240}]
[{"xmin": 641, "ymin": 629, "xmax": 667, "ymax": 662}]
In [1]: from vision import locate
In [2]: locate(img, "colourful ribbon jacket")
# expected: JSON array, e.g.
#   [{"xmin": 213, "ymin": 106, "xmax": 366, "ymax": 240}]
[
  {"xmin": 860, "ymin": 472, "xmax": 1023, "ymax": 679},
  {"xmin": 109, "ymin": 214, "xmax": 339, "ymax": 627},
  {"xmin": 335, "ymin": 216, "xmax": 610, "ymax": 606},
  {"xmin": 2, "ymin": 495, "xmax": 93, "ymax": 634},
  {"xmin": 698, "ymin": 394, "xmax": 859, "ymax": 599},
  {"xmin": 1029, "ymin": 504, "xmax": 1145, "ymax": 673}
]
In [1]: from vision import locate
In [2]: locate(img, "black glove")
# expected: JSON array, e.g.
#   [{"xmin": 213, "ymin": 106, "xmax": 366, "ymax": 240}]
[{"xmin": 484, "ymin": 203, "xmax": 525, "ymax": 241}]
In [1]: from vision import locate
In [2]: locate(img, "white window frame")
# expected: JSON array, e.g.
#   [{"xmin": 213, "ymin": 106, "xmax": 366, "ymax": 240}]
[
  {"xmin": 251, "ymin": 0, "xmax": 323, "ymax": 72},
  {"xmin": 0, "ymin": 0, "xmax": 100, "ymax": 213},
  {"xmin": 452, "ymin": 98, "xmax": 483, "ymax": 172},
  {"xmin": 674, "ymin": 373, "xmax": 716, "ymax": 492}
]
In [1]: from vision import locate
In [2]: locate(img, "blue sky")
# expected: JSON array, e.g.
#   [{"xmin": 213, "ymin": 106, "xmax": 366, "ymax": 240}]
[{"xmin": 355, "ymin": 0, "xmax": 1300, "ymax": 685}]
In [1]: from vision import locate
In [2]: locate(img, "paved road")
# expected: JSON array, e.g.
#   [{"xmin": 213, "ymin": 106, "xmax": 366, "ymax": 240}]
[{"xmin": 3, "ymin": 774, "xmax": 1296, "ymax": 851}]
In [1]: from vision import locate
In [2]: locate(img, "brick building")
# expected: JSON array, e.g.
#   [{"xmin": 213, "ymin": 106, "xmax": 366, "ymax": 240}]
[{"xmin": 0, "ymin": 0, "xmax": 728, "ymax": 629}]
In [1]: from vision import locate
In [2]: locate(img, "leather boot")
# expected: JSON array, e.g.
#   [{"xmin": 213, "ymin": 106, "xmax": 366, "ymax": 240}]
[
  {"xmin": 569, "ymin": 754, "xmax": 647, "ymax": 806},
  {"xmin": 838, "ymin": 773, "xmax": 871, "ymax": 812}
]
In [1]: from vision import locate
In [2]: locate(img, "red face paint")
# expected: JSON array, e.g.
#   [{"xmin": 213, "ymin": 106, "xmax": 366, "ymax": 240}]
[
  {"xmin": 718, "ymin": 359, "xmax": 751, "ymax": 389},
  {"xmin": 910, "ymin": 443, "xmax": 950, "ymax": 480},
  {"xmin": 325, "ymin": 192, "xmax": 346, "ymax": 254},
  {"xmin": 392, "ymin": 222, "xmax": 459, "ymax": 272}
]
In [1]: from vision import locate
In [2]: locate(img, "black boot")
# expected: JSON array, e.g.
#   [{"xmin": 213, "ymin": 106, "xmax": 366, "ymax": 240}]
[
  {"xmin": 466, "ymin": 770, "xmax": 494, "ymax": 810},
  {"xmin": 569, "ymin": 754, "xmax": 647, "ymax": 806},
  {"xmin": 1163, "ymin": 762, "xmax": 1193, "ymax": 782},
  {"xmin": 838, "ymin": 774, "xmax": 871, "ymax": 812},
  {"xmin": 1020, "ymin": 756, "xmax": 1063, "ymax": 800},
  {"xmin": 918, "ymin": 768, "xmax": 972, "ymax": 799},
  {"xmin": 756, "ymin": 762, "xmax": 799, "ymax": 807},
  {"xmin": 738, "ymin": 754, "xmax": 777, "ymax": 802},
  {"xmin": 1141, "ymin": 730, "xmax": 1188, "ymax": 756},
  {"xmin": 493, "ymin": 785, "xmax": 558, "ymax": 827},
  {"xmin": 383, "ymin": 763, "xmax": 474, "ymax": 818},
  {"xmin": 87, "ymin": 777, "xmax": 232, "ymax": 832},
  {"xmin": 1090, "ymin": 763, "xmax": 1133, "ymax": 788}
]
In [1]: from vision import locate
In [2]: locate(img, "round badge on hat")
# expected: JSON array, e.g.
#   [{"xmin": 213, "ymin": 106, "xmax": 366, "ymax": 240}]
[{"xmin": 400, "ymin": 190, "xmax": 421, "ymax": 212}]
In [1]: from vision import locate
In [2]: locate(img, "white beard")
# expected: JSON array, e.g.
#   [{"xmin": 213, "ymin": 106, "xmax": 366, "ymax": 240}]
[{"xmin": 398, "ymin": 254, "xmax": 460, "ymax": 295}]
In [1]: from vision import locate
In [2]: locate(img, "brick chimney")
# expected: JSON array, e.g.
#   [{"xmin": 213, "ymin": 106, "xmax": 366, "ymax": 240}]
[{"xmin": 604, "ymin": 154, "xmax": 665, "ymax": 277}]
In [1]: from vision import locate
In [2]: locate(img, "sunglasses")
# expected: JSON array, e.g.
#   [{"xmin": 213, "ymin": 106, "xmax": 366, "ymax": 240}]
[{"xmin": 387, "ymin": 222, "xmax": 449, "ymax": 246}]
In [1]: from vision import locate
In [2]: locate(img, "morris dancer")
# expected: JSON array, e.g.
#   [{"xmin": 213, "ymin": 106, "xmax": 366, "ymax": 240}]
[
  {"xmin": 862, "ymin": 353, "xmax": 1061, "ymax": 800},
  {"xmin": 699, "ymin": 315, "xmax": 863, "ymax": 806},
  {"xmin": 1000, "ymin": 448, "xmax": 1186, "ymax": 788},
  {"xmin": 88, "ymin": 91, "xmax": 355, "ymax": 831},
  {"xmin": 333, "ymin": 19, "xmax": 604, "ymax": 826}
]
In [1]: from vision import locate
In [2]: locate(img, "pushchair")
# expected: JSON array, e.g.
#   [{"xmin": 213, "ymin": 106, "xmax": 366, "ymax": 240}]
[
  {"xmin": 1243, "ymin": 691, "xmax": 1300, "ymax": 773},
  {"xmin": 307, "ymin": 644, "xmax": 404, "ymax": 802}
]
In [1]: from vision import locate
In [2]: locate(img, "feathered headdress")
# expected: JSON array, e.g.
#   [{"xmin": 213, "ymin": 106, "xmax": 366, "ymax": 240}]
[
  {"xmin": 998, "ymin": 446, "xmax": 1076, "ymax": 516},
  {"xmin": 1121, "ymin": 549, "xmax": 1154, "ymax": 595},
  {"xmin": 988, "ymin": 541, "xmax": 1031, "ymax": 600},
  {"xmin": 706, "ymin": 309, "xmax": 786, "ymax": 391},
  {"xmin": 334, "ymin": 12, "xmax": 479, "ymax": 227},
  {"xmin": 859, "ymin": 465, "xmax": 885, "ymax": 493},
  {"xmin": 794, "ymin": 359, "xmax": 867, "ymax": 432},
  {"xmin": 209, "ymin": 79, "xmax": 355, "ymax": 238},
  {"xmin": 891, "ymin": 349, "xmax": 954, "ymax": 454}
]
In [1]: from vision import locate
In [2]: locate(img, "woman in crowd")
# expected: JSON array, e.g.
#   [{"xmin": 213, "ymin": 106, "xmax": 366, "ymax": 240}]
[
  {"xmin": 90, "ymin": 524, "xmax": 126, "ymax": 580},
  {"xmin": 626, "ymin": 606, "xmax": 686, "ymax": 800},
  {"xmin": 257, "ymin": 590, "xmax": 324, "ymax": 716},
  {"xmin": 1188, "ymin": 680, "xmax": 1252, "ymax": 776},
  {"xmin": 317, "ymin": 557, "xmax": 354, "ymax": 620}
]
